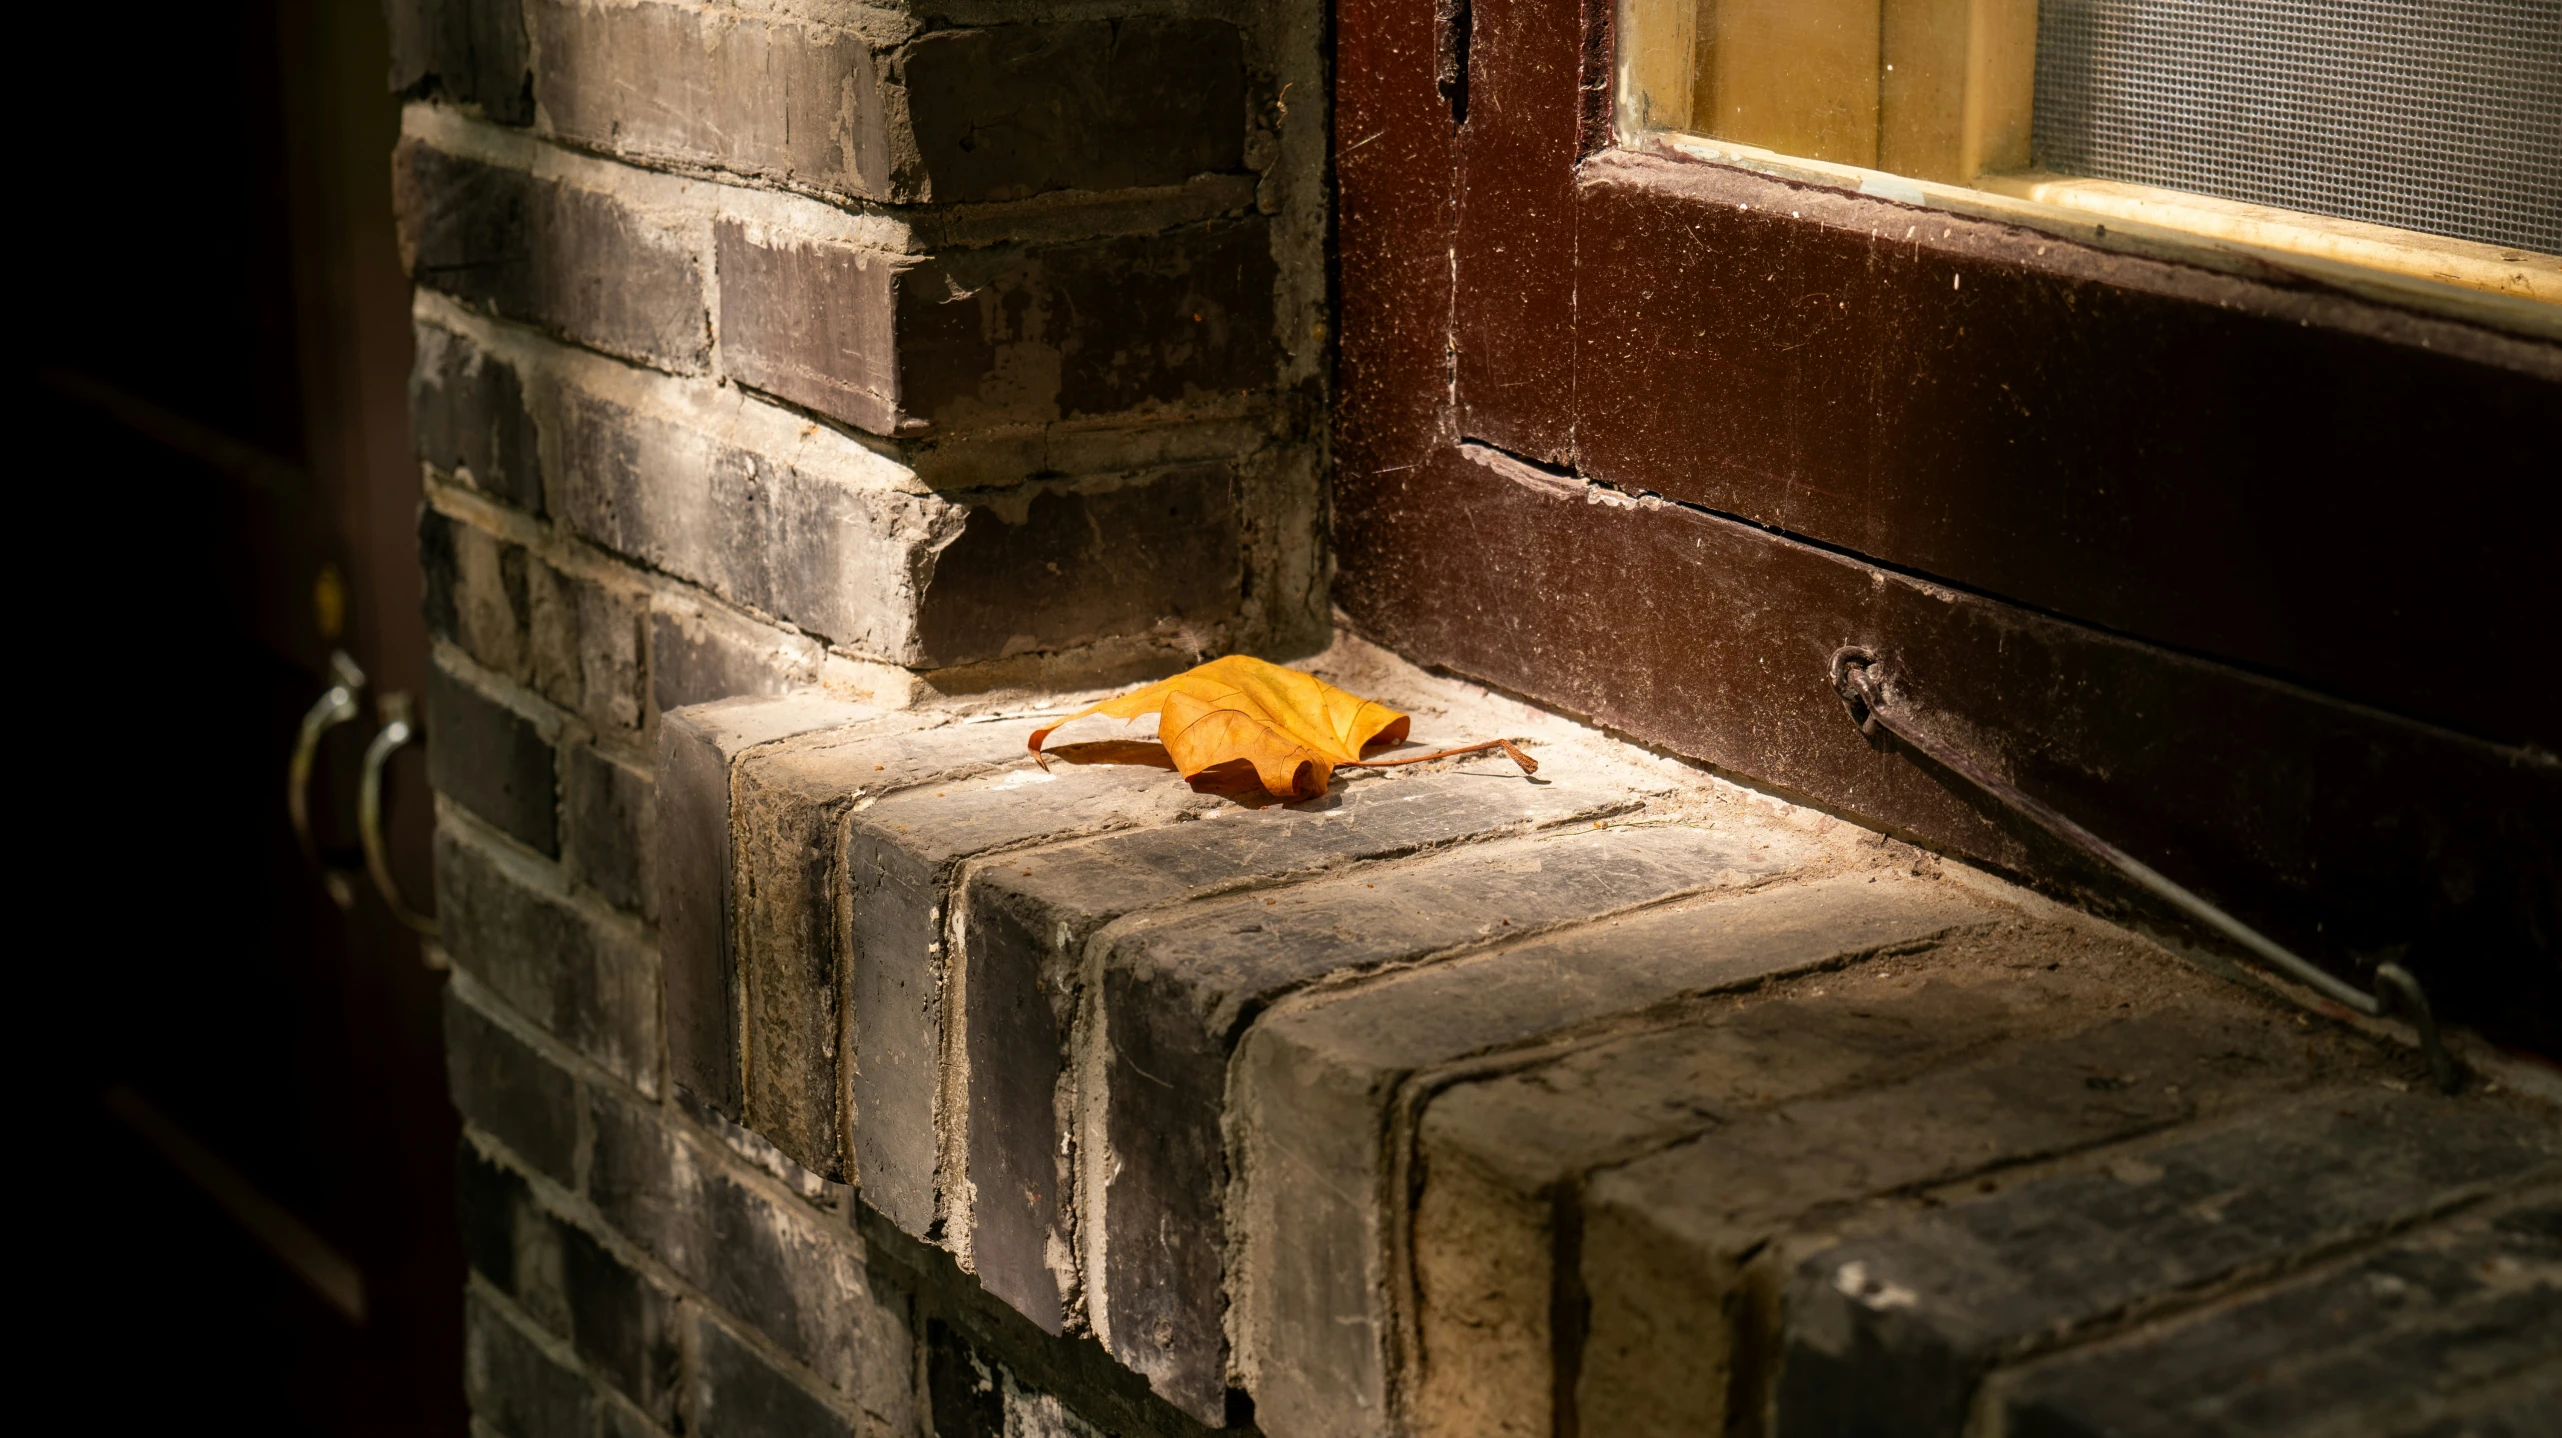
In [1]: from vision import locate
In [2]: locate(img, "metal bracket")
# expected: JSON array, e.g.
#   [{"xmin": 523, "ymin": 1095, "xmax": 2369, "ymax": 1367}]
[{"xmin": 1830, "ymin": 647, "xmax": 2459, "ymax": 1092}]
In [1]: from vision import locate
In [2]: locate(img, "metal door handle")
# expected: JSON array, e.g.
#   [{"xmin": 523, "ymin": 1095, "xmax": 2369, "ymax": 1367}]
[
  {"xmin": 360, "ymin": 691, "xmax": 438, "ymax": 937},
  {"xmin": 289, "ymin": 650, "xmax": 367, "ymax": 910}
]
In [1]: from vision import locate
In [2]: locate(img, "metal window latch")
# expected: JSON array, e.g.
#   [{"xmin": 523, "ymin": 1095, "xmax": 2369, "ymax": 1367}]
[{"xmin": 1830, "ymin": 647, "xmax": 2458, "ymax": 1092}]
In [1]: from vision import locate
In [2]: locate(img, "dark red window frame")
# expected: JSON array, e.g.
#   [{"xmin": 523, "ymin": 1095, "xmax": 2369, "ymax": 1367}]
[{"xmin": 1332, "ymin": 0, "xmax": 2561, "ymax": 1044}]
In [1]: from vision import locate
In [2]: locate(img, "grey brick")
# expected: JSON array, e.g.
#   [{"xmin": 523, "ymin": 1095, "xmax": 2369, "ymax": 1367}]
[
  {"xmin": 695, "ymin": 1315, "xmax": 861, "ymax": 1438},
  {"xmin": 714, "ymin": 220, "xmax": 1276, "ymax": 437},
  {"xmin": 926, "ymin": 1320, "xmax": 1005, "ymax": 1438},
  {"xmin": 734, "ymin": 719, "xmax": 1180, "ymax": 1185},
  {"xmin": 386, "ymin": 0, "xmax": 533, "ymax": 124},
  {"xmin": 588, "ymin": 1088, "xmax": 918, "ymax": 1415},
  {"xmin": 1219, "ymin": 873, "xmax": 1973, "ymax": 1435},
  {"xmin": 902, "ymin": 21, "xmax": 1248, "ymax": 203},
  {"xmin": 459, "ymin": 1138, "xmax": 538, "ymax": 1293},
  {"xmin": 1766, "ymin": 1088, "xmax": 2562, "ymax": 1438},
  {"xmin": 912, "ymin": 469, "xmax": 1242, "ymax": 668},
  {"xmin": 530, "ymin": 5, "xmax": 1243, "ymax": 205},
  {"xmin": 446, "ymin": 981, "xmax": 583, "ymax": 1185},
  {"xmin": 466, "ymin": 1286, "xmax": 595, "ymax": 1438},
  {"xmin": 430, "ymin": 654, "xmax": 560, "ymax": 857},
  {"xmin": 600, "ymin": 1394, "xmax": 677, "ymax": 1438},
  {"xmin": 2403, "ymin": 1364, "xmax": 2562, "ymax": 1438},
  {"xmin": 710, "ymin": 228, "xmax": 907, "ymax": 437},
  {"xmin": 539, "ymin": 565, "xmax": 646, "ymax": 735},
  {"xmin": 421, "ymin": 518, "xmax": 638, "ymax": 737},
  {"xmin": 655, "ymin": 696, "xmax": 878, "ymax": 1113},
  {"xmin": 1570, "ymin": 1001, "xmax": 2316, "ymax": 1438},
  {"xmin": 565, "ymin": 743, "xmax": 653, "ymax": 919},
  {"xmin": 550, "ymin": 374, "xmax": 958, "ymax": 659},
  {"xmin": 531, "ymin": 0, "xmax": 893, "ymax": 199},
  {"xmin": 484, "ymin": 1159, "xmax": 574, "ymax": 1337},
  {"xmin": 647, "ymin": 603, "xmax": 816, "ymax": 718},
  {"xmin": 437, "ymin": 822, "xmax": 662, "ymax": 1094},
  {"xmin": 560, "ymin": 1222, "xmax": 684, "ymax": 1426},
  {"xmin": 413, "ymin": 317, "xmax": 545, "ymax": 513},
  {"xmin": 395, "ymin": 139, "xmax": 707, "ymax": 371},
  {"xmin": 421, "ymin": 504, "xmax": 464, "ymax": 643},
  {"xmin": 573, "ymin": 577, "xmax": 647, "ymax": 733},
  {"xmin": 832, "ymin": 740, "xmax": 1239, "ymax": 1237},
  {"xmin": 952, "ymin": 777, "xmax": 1645, "ymax": 1343},
  {"xmin": 420, "ymin": 509, "xmax": 530, "ymax": 683},
  {"xmin": 1988, "ymin": 1196, "xmax": 2562, "ymax": 1438}
]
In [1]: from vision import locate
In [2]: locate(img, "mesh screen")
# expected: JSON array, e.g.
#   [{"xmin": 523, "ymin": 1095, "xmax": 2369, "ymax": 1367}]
[{"xmin": 2033, "ymin": 0, "xmax": 2562, "ymax": 253}]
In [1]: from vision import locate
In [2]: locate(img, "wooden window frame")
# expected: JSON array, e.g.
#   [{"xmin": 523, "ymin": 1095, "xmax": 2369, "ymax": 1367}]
[
  {"xmin": 1332, "ymin": 0, "xmax": 2560, "ymax": 1045},
  {"xmin": 1617, "ymin": 0, "xmax": 2562, "ymax": 312}
]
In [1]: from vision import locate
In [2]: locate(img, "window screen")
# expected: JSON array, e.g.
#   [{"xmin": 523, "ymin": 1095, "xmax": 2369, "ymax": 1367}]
[
  {"xmin": 2033, "ymin": 0, "xmax": 2562, "ymax": 253},
  {"xmin": 1628, "ymin": 0, "xmax": 2562, "ymax": 265}
]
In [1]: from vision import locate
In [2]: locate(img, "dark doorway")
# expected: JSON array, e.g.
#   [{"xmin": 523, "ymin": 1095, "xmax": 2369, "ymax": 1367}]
[{"xmin": 25, "ymin": 3, "xmax": 458, "ymax": 1431}]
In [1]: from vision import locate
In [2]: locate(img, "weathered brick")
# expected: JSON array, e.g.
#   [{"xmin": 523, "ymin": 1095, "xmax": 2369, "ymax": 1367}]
[
  {"xmin": 446, "ymin": 979, "xmax": 583, "ymax": 1185},
  {"xmin": 647, "ymin": 601, "xmax": 822, "ymax": 717},
  {"xmin": 419, "ymin": 507, "xmax": 521, "ymax": 673},
  {"xmin": 565, "ymin": 743, "xmax": 654, "ymax": 919},
  {"xmin": 466, "ymin": 1285, "xmax": 595, "ymax": 1438},
  {"xmin": 1219, "ymin": 874, "xmax": 1978, "ymax": 1436},
  {"xmin": 418, "ymin": 508, "xmax": 526, "ymax": 681},
  {"xmin": 655, "ymin": 696, "xmax": 879, "ymax": 1112},
  {"xmin": 695, "ymin": 1313, "xmax": 863, "ymax": 1438},
  {"xmin": 711, "ymin": 227, "xmax": 906, "ymax": 436},
  {"xmin": 588, "ymin": 1089, "xmax": 917, "ymax": 1416},
  {"xmin": 530, "ymin": 4, "xmax": 1244, "ymax": 204},
  {"xmin": 394, "ymin": 139, "xmax": 708, "ymax": 371},
  {"xmin": 913, "ymin": 469, "xmax": 1241, "ymax": 668},
  {"xmin": 734, "ymin": 719, "xmax": 1188, "ymax": 1184},
  {"xmin": 1570, "ymin": 1005, "xmax": 2312, "ymax": 1438},
  {"xmin": 531, "ymin": 0, "xmax": 893, "ymax": 198},
  {"xmin": 953, "ymin": 776, "xmax": 1641, "ymax": 1342},
  {"xmin": 560, "ymin": 1222, "xmax": 685, "ymax": 1426},
  {"xmin": 429, "ymin": 654, "xmax": 560, "ymax": 856},
  {"xmin": 926, "ymin": 1319, "xmax": 1006, "ymax": 1438},
  {"xmin": 422, "ymin": 513, "xmax": 640, "ymax": 735},
  {"xmin": 386, "ymin": 0, "xmax": 533, "ymax": 124},
  {"xmin": 1986, "ymin": 1195, "xmax": 2562, "ymax": 1438},
  {"xmin": 413, "ymin": 316, "xmax": 545, "ymax": 513},
  {"xmin": 459, "ymin": 1138, "xmax": 538, "ymax": 1292},
  {"xmin": 549, "ymin": 361, "xmax": 958, "ymax": 658},
  {"xmin": 438, "ymin": 821, "xmax": 662, "ymax": 1094},
  {"xmin": 515, "ymin": 558, "xmax": 646, "ymax": 735},
  {"xmin": 714, "ymin": 219, "xmax": 1276, "ymax": 437},
  {"xmin": 457, "ymin": 1132, "xmax": 683, "ymax": 1424},
  {"xmin": 601, "ymin": 1394, "xmax": 678, "ymax": 1438},
  {"xmin": 901, "ymin": 21, "xmax": 1248, "ymax": 202},
  {"xmin": 1764, "ymin": 1088, "xmax": 2562, "ymax": 1437},
  {"xmin": 462, "ymin": 1139, "xmax": 576, "ymax": 1335}
]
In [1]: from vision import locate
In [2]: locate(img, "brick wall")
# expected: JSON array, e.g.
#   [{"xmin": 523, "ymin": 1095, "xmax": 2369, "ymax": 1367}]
[{"xmin": 401, "ymin": 1, "xmax": 1325, "ymax": 1431}]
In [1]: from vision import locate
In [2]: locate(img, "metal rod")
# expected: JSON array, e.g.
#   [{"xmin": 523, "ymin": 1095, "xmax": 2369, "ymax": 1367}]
[{"xmin": 1830, "ymin": 648, "xmax": 2457, "ymax": 1091}]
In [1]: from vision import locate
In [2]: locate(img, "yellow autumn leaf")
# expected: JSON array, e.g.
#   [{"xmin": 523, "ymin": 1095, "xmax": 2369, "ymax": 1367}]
[{"xmin": 1029, "ymin": 655, "xmax": 1535, "ymax": 801}]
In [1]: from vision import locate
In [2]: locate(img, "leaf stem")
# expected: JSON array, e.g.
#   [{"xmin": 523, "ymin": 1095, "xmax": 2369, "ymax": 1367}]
[{"xmin": 1342, "ymin": 738, "xmax": 1538, "ymax": 776}]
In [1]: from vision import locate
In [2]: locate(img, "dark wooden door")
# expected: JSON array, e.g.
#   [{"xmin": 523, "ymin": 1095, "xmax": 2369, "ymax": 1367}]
[
  {"xmin": 1332, "ymin": 0, "xmax": 2561, "ymax": 1049},
  {"xmin": 28, "ymin": 2, "xmax": 458, "ymax": 1430}
]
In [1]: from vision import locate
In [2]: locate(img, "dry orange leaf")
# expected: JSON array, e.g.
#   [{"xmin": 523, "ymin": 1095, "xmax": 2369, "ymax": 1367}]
[{"xmin": 1029, "ymin": 655, "xmax": 1535, "ymax": 801}]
